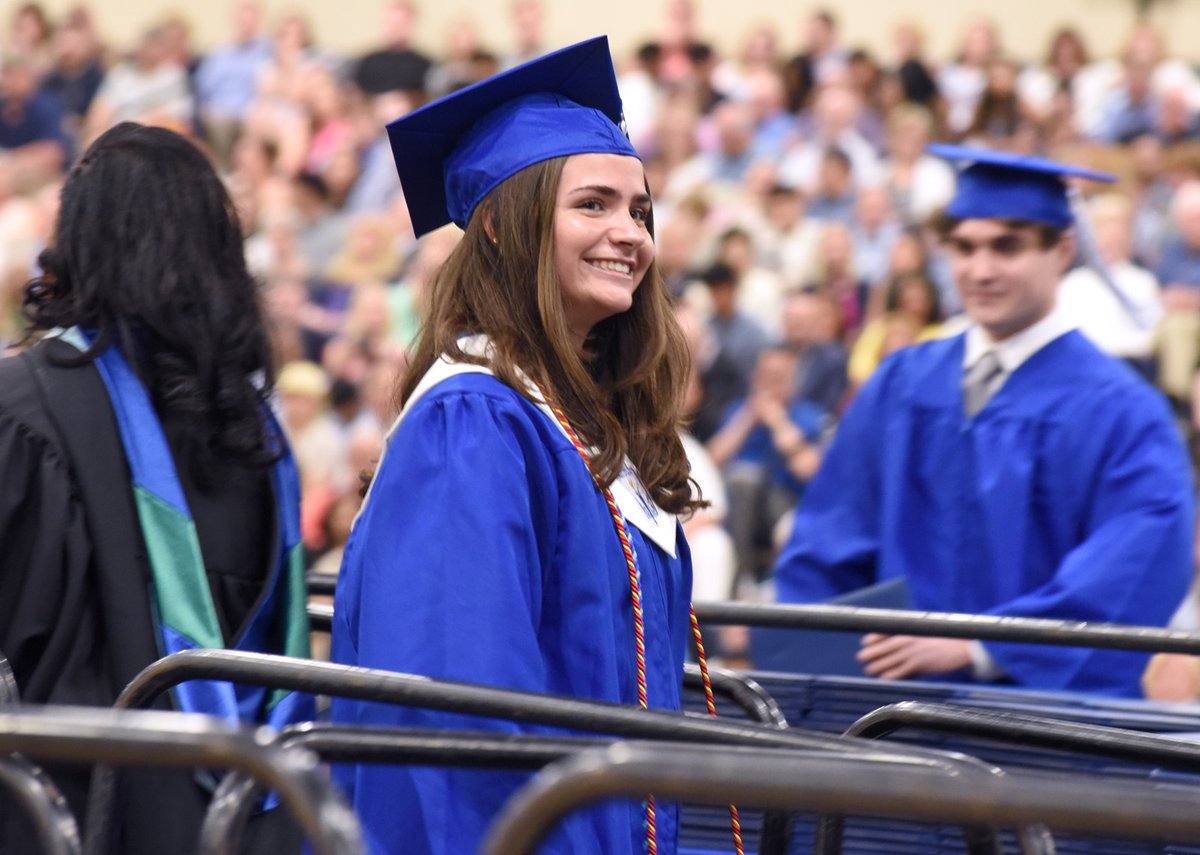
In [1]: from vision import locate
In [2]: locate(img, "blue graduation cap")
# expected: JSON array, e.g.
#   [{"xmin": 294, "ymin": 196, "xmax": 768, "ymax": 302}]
[
  {"xmin": 388, "ymin": 36, "xmax": 638, "ymax": 238},
  {"xmin": 928, "ymin": 144, "xmax": 1116, "ymax": 228}
]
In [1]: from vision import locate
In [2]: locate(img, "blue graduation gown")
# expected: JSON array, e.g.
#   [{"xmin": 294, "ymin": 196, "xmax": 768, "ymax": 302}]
[
  {"xmin": 331, "ymin": 372, "xmax": 692, "ymax": 855},
  {"xmin": 775, "ymin": 331, "xmax": 1194, "ymax": 696}
]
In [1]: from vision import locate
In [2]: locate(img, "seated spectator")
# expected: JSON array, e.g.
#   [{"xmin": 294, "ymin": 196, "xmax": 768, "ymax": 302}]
[
  {"xmin": 1094, "ymin": 51, "xmax": 1157, "ymax": 144},
  {"xmin": 343, "ymin": 90, "xmax": 409, "ymax": 214},
  {"xmin": 1128, "ymin": 134, "xmax": 1174, "ymax": 268},
  {"xmin": 780, "ymin": 84, "xmax": 882, "ymax": 193},
  {"xmin": 84, "ymin": 24, "xmax": 194, "ymax": 141},
  {"xmin": 782, "ymin": 8, "xmax": 847, "ymax": 112},
  {"xmin": 240, "ymin": 12, "xmax": 322, "ymax": 179},
  {"xmin": 881, "ymin": 104, "xmax": 955, "ymax": 227},
  {"xmin": 674, "ymin": 302, "xmax": 737, "ymax": 603},
  {"xmin": 1016, "ymin": 26, "xmax": 1103, "ymax": 128},
  {"xmin": 352, "ymin": 0, "xmax": 431, "ymax": 100},
  {"xmin": 851, "ymin": 184, "xmax": 902, "ymax": 288},
  {"xmin": 707, "ymin": 345, "xmax": 828, "ymax": 587},
  {"xmin": 40, "ymin": 7, "xmax": 104, "ymax": 140},
  {"xmin": 849, "ymin": 272, "xmax": 943, "ymax": 389},
  {"xmin": 325, "ymin": 213, "xmax": 401, "ymax": 286},
  {"xmin": 6, "ymin": 2, "xmax": 54, "ymax": 76},
  {"xmin": 193, "ymin": 0, "xmax": 271, "ymax": 167},
  {"xmin": 689, "ymin": 262, "xmax": 768, "ymax": 441},
  {"xmin": 1154, "ymin": 181, "xmax": 1200, "ymax": 405},
  {"xmin": 389, "ymin": 225, "xmax": 460, "ymax": 352},
  {"xmin": 1058, "ymin": 193, "xmax": 1163, "ymax": 382},
  {"xmin": 1152, "ymin": 83, "xmax": 1200, "ymax": 146},
  {"xmin": 963, "ymin": 58, "xmax": 1031, "ymax": 149},
  {"xmin": 665, "ymin": 99, "xmax": 762, "ymax": 200},
  {"xmin": 889, "ymin": 20, "xmax": 938, "ymax": 109},
  {"xmin": 711, "ymin": 24, "xmax": 781, "ymax": 103},
  {"xmin": 277, "ymin": 359, "xmax": 347, "ymax": 550},
  {"xmin": 938, "ymin": 17, "xmax": 999, "ymax": 137},
  {"xmin": 806, "ymin": 146, "xmax": 857, "ymax": 225},
  {"xmin": 0, "ymin": 51, "xmax": 66, "ymax": 192},
  {"xmin": 756, "ymin": 183, "xmax": 822, "ymax": 289},
  {"xmin": 781, "ymin": 287, "xmax": 849, "ymax": 413},
  {"xmin": 807, "ymin": 221, "xmax": 868, "ymax": 336},
  {"xmin": 715, "ymin": 226, "xmax": 785, "ymax": 338}
]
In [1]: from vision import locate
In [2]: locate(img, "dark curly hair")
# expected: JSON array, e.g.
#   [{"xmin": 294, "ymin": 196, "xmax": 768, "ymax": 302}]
[{"xmin": 23, "ymin": 122, "xmax": 280, "ymax": 474}]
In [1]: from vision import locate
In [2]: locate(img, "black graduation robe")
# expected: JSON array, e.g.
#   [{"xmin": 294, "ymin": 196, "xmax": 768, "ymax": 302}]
[{"xmin": 0, "ymin": 339, "xmax": 299, "ymax": 854}]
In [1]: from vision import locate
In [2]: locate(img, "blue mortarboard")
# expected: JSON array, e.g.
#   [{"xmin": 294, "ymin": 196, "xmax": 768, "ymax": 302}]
[
  {"xmin": 928, "ymin": 144, "xmax": 1116, "ymax": 228},
  {"xmin": 388, "ymin": 36, "xmax": 638, "ymax": 238}
]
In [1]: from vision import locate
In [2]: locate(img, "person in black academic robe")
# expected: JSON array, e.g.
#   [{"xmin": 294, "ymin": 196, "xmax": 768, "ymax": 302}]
[{"xmin": 0, "ymin": 122, "xmax": 307, "ymax": 854}]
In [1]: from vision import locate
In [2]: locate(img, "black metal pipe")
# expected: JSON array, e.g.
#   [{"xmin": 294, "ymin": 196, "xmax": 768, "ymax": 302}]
[
  {"xmin": 307, "ymin": 573, "xmax": 337, "ymax": 598},
  {"xmin": 682, "ymin": 663, "xmax": 789, "ymax": 730},
  {"xmin": 0, "ymin": 706, "xmax": 361, "ymax": 855},
  {"xmin": 693, "ymin": 601, "xmax": 1200, "ymax": 654},
  {"xmin": 0, "ymin": 755, "xmax": 81, "ymax": 855},
  {"xmin": 104, "ymin": 650, "xmax": 1018, "ymax": 853},
  {"xmin": 200, "ymin": 728, "xmax": 626, "ymax": 854},
  {"xmin": 0, "ymin": 651, "xmax": 18, "ymax": 707},
  {"xmin": 682, "ymin": 663, "xmax": 791, "ymax": 855},
  {"xmin": 109, "ymin": 651, "xmax": 888, "ymax": 753},
  {"xmin": 482, "ymin": 742, "xmax": 1200, "ymax": 855},
  {"xmin": 847, "ymin": 700, "xmax": 1200, "ymax": 770}
]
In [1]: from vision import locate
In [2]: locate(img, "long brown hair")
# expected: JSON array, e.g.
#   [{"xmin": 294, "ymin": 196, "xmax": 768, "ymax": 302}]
[{"xmin": 400, "ymin": 155, "xmax": 700, "ymax": 514}]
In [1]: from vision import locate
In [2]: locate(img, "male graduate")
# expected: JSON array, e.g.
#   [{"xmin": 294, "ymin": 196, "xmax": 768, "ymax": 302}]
[{"xmin": 773, "ymin": 145, "xmax": 1195, "ymax": 697}]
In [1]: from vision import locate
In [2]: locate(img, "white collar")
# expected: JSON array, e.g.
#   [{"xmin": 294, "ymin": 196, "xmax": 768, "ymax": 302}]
[
  {"xmin": 378, "ymin": 334, "xmax": 678, "ymax": 557},
  {"xmin": 963, "ymin": 304, "xmax": 1076, "ymax": 375}
]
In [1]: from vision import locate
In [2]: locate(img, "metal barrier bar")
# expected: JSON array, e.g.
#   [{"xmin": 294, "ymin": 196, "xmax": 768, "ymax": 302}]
[
  {"xmin": 847, "ymin": 700, "xmax": 1200, "ymax": 769},
  {"xmin": 683, "ymin": 663, "xmax": 789, "ymax": 731},
  {"xmin": 0, "ymin": 706, "xmax": 363, "ymax": 855},
  {"xmin": 482, "ymin": 742, "xmax": 1200, "ymax": 855},
  {"xmin": 0, "ymin": 755, "xmax": 81, "ymax": 855},
  {"xmin": 203, "ymin": 728, "xmax": 1005, "ymax": 855},
  {"xmin": 692, "ymin": 601, "xmax": 1200, "ymax": 654},
  {"xmin": 110, "ymin": 651, "xmax": 888, "ymax": 753},
  {"xmin": 307, "ymin": 605, "xmax": 790, "ymax": 731},
  {"xmin": 307, "ymin": 573, "xmax": 337, "ymax": 598},
  {"xmin": 104, "ymin": 650, "xmax": 1027, "ymax": 854},
  {"xmin": 201, "ymin": 728, "xmax": 622, "ymax": 855},
  {"xmin": 683, "ymin": 663, "xmax": 792, "ymax": 853},
  {"xmin": 0, "ymin": 650, "xmax": 18, "ymax": 707}
]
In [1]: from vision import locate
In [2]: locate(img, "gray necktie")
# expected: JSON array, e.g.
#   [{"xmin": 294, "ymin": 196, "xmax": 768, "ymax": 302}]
[{"xmin": 963, "ymin": 351, "xmax": 1005, "ymax": 418}]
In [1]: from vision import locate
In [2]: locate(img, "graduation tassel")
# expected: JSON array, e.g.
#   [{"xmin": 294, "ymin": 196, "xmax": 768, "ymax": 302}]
[
  {"xmin": 690, "ymin": 606, "xmax": 746, "ymax": 855},
  {"xmin": 544, "ymin": 396, "xmax": 745, "ymax": 855},
  {"xmin": 545, "ymin": 400, "xmax": 657, "ymax": 855}
]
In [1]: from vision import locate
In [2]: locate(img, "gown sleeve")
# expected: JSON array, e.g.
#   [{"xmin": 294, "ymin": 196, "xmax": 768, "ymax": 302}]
[
  {"xmin": 331, "ymin": 385, "xmax": 575, "ymax": 855},
  {"xmin": 981, "ymin": 387, "xmax": 1195, "ymax": 694},
  {"xmin": 773, "ymin": 359, "xmax": 889, "ymax": 602},
  {"xmin": 0, "ymin": 408, "xmax": 104, "ymax": 706}
]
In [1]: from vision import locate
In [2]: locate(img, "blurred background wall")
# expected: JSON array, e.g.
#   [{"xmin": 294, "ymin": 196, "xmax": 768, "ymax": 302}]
[{"xmin": 27, "ymin": 0, "xmax": 1200, "ymax": 63}]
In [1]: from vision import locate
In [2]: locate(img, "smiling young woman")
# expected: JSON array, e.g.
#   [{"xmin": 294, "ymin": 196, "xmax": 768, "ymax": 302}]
[{"xmin": 330, "ymin": 39, "xmax": 703, "ymax": 855}]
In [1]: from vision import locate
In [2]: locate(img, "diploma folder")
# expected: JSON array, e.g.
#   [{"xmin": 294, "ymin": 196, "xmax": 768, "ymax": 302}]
[{"xmin": 751, "ymin": 577, "xmax": 911, "ymax": 676}]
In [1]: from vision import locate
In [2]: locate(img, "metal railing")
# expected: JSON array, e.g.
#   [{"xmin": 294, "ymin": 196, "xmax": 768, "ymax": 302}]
[
  {"xmin": 0, "ymin": 754, "xmax": 81, "ymax": 855},
  {"xmin": 693, "ymin": 601, "xmax": 1200, "ymax": 654},
  {"xmin": 0, "ymin": 706, "xmax": 361, "ymax": 855},
  {"xmin": 847, "ymin": 700, "xmax": 1200, "ymax": 769},
  {"xmin": 482, "ymin": 741, "xmax": 1200, "ymax": 855},
  {"xmin": 96, "ymin": 649, "xmax": 1057, "ymax": 855}
]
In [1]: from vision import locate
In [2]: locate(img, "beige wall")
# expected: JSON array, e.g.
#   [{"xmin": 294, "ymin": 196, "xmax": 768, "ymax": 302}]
[{"xmin": 27, "ymin": 0, "xmax": 1200, "ymax": 65}]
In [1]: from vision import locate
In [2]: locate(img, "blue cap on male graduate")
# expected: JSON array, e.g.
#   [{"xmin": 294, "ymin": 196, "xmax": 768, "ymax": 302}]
[
  {"xmin": 928, "ymin": 144, "xmax": 1116, "ymax": 228},
  {"xmin": 387, "ymin": 36, "xmax": 638, "ymax": 238}
]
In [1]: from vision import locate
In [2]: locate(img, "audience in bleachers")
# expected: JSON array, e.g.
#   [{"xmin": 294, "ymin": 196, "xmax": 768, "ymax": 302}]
[{"xmin": 4, "ymin": 0, "xmax": 1200, "ymax": 683}]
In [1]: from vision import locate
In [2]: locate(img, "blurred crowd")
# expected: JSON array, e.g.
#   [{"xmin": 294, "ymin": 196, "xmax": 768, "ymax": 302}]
[{"xmin": 3, "ymin": 0, "xmax": 1200, "ymax": 606}]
